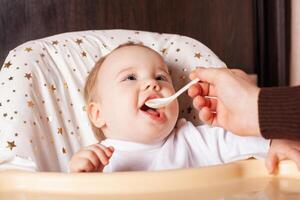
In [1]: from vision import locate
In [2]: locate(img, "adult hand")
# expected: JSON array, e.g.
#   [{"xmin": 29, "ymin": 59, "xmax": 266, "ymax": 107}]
[{"xmin": 188, "ymin": 67, "xmax": 261, "ymax": 136}]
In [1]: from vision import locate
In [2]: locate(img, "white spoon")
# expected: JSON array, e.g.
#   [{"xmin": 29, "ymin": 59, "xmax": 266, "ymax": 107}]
[{"xmin": 145, "ymin": 78, "xmax": 217, "ymax": 109}]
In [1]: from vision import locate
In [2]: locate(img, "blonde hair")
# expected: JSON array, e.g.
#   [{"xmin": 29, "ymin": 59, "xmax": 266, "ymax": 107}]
[{"xmin": 84, "ymin": 42, "xmax": 153, "ymax": 140}]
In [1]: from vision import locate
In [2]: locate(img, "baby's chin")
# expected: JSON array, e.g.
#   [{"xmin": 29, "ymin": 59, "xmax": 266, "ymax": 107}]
[{"xmin": 132, "ymin": 124, "xmax": 175, "ymax": 144}]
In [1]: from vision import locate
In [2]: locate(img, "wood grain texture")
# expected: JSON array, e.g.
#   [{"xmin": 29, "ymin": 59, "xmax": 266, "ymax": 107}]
[{"xmin": 0, "ymin": 0, "xmax": 255, "ymax": 73}]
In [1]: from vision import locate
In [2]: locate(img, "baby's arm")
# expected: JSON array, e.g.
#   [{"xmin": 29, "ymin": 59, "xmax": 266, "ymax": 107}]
[
  {"xmin": 69, "ymin": 144, "xmax": 114, "ymax": 172},
  {"xmin": 267, "ymin": 139, "xmax": 300, "ymax": 173}
]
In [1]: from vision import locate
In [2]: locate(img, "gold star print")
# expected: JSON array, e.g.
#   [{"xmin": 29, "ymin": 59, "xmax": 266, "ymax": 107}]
[
  {"xmin": 81, "ymin": 51, "xmax": 87, "ymax": 57},
  {"xmin": 7, "ymin": 141, "xmax": 16, "ymax": 150},
  {"xmin": 63, "ymin": 82, "xmax": 68, "ymax": 89},
  {"xmin": 52, "ymin": 40, "xmax": 59, "ymax": 45},
  {"xmin": 62, "ymin": 147, "xmax": 67, "ymax": 154},
  {"xmin": 194, "ymin": 53, "xmax": 201, "ymax": 59},
  {"xmin": 57, "ymin": 128, "xmax": 63, "ymax": 135},
  {"xmin": 4, "ymin": 61, "xmax": 12, "ymax": 68},
  {"xmin": 27, "ymin": 101, "xmax": 35, "ymax": 108},
  {"xmin": 187, "ymin": 106, "xmax": 193, "ymax": 114},
  {"xmin": 40, "ymin": 53, "xmax": 45, "ymax": 58},
  {"xmin": 75, "ymin": 39, "xmax": 83, "ymax": 45},
  {"xmin": 25, "ymin": 47, "xmax": 33, "ymax": 52},
  {"xmin": 8, "ymin": 76, "xmax": 13, "ymax": 81},
  {"xmin": 49, "ymin": 85, "xmax": 56, "ymax": 92},
  {"xmin": 25, "ymin": 73, "xmax": 32, "ymax": 80},
  {"xmin": 176, "ymin": 48, "xmax": 180, "ymax": 52},
  {"xmin": 161, "ymin": 48, "xmax": 167, "ymax": 55}
]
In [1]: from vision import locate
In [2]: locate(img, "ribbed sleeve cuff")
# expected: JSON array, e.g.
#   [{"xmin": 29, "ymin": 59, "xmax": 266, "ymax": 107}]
[{"xmin": 258, "ymin": 86, "xmax": 300, "ymax": 140}]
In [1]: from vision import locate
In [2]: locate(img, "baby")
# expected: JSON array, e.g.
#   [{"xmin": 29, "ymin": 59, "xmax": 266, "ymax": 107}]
[{"xmin": 69, "ymin": 43, "xmax": 300, "ymax": 173}]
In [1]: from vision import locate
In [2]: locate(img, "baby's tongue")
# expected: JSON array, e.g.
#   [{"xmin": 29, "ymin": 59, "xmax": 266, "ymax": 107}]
[{"xmin": 147, "ymin": 109, "xmax": 159, "ymax": 116}]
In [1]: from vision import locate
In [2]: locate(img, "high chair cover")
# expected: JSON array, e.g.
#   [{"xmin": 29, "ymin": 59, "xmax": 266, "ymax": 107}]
[{"xmin": 0, "ymin": 30, "xmax": 226, "ymax": 172}]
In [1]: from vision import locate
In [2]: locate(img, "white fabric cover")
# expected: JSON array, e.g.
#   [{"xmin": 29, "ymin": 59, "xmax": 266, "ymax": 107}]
[
  {"xmin": 101, "ymin": 119, "xmax": 269, "ymax": 172},
  {"xmin": 0, "ymin": 30, "xmax": 226, "ymax": 172}
]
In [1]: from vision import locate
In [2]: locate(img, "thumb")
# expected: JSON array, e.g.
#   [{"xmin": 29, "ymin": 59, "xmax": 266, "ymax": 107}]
[
  {"xmin": 266, "ymin": 152, "xmax": 279, "ymax": 174},
  {"xmin": 189, "ymin": 67, "xmax": 225, "ymax": 85}
]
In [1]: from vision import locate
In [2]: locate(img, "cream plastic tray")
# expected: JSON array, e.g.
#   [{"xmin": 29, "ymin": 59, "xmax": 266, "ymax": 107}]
[{"xmin": 1, "ymin": 159, "xmax": 300, "ymax": 200}]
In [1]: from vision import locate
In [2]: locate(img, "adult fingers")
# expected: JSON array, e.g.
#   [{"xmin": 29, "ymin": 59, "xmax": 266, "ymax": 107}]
[
  {"xmin": 283, "ymin": 149, "xmax": 300, "ymax": 171},
  {"xmin": 199, "ymin": 107, "xmax": 218, "ymax": 126},
  {"xmin": 188, "ymin": 84, "xmax": 203, "ymax": 98},
  {"xmin": 192, "ymin": 96, "xmax": 206, "ymax": 110},
  {"xmin": 266, "ymin": 151, "xmax": 279, "ymax": 174}
]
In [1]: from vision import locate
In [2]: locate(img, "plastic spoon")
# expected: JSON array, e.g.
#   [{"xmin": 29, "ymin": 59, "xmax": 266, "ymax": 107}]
[{"xmin": 145, "ymin": 78, "xmax": 217, "ymax": 109}]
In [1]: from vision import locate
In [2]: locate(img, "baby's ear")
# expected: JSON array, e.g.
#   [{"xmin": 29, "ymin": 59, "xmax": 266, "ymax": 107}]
[{"xmin": 86, "ymin": 102, "xmax": 105, "ymax": 128}]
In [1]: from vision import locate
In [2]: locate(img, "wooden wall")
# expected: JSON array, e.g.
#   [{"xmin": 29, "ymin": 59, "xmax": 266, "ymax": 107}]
[{"xmin": 0, "ymin": 0, "xmax": 291, "ymax": 86}]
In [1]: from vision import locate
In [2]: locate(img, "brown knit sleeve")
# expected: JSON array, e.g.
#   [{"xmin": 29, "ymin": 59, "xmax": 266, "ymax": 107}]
[{"xmin": 258, "ymin": 86, "xmax": 300, "ymax": 140}]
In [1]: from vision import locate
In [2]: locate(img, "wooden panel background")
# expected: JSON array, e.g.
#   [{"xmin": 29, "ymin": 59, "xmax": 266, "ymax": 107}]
[{"xmin": 0, "ymin": 0, "xmax": 255, "ymax": 74}]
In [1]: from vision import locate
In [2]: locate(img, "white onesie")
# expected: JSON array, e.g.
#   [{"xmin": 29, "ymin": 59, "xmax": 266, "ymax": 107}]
[{"xmin": 101, "ymin": 119, "xmax": 270, "ymax": 172}]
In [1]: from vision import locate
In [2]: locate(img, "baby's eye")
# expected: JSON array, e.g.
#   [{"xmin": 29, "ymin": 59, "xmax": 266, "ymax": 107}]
[
  {"xmin": 122, "ymin": 74, "xmax": 137, "ymax": 81},
  {"xmin": 155, "ymin": 74, "xmax": 168, "ymax": 81}
]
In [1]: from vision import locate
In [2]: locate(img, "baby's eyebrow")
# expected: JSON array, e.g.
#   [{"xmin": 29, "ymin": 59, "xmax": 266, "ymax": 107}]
[
  {"xmin": 158, "ymin": 67, "xmax": 170, "ymax": 75},
  {"xmin": 115, "ymin": 67, "xmax": 135, "ymax": 78}
]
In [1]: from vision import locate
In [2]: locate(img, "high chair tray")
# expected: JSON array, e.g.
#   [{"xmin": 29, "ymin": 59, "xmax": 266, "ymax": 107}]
[{"xmin": 1, "ymin": 159, "xmax": 300, "ymax": 200}]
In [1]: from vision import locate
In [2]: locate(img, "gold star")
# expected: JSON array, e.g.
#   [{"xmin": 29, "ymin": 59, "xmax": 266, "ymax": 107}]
[
  {"xmin": 7, "ymin": 141, "xmax": 16, "ymax": 150},
  {"xmin": 176, "ymin": 48, "xmax": 180, "ymax": 52},
  {"xmin": 81, "ymin": 51, "xmax": 87, "ymax": 57},
  {"xmin": 4, "ymin": 61, "xmax": 12, "ymax": 68},
  {"xmin": 52, "ymin": 40, "xmax": 59, "ymax": 45},
  {"xmin": 25, "ymin": 47, "xmax": 33, "ymax": 52},
  {"xmin": 40, "ymin": 53, "xmax": 45, "ymax": 58},
  {"xmin": 25, "ymin": 73, "xmax": 32, "ymax": 80},
  {"xmin": 57, "ymin": 128, "xmax": 63, "ymax": 135},
  {"xmin": 63, "ymin": 82, "xmax": 68, "ymax": 89},
  {"xmin": 8, "ymin": 76, "xmax": 13, "ymax": 81},
  {"xmin": 75, "ymin": 39, "xmax": 83, "ymax": 45},
  {"xmin": 49, "ymin": 84, "xmax": 56, "ymax": 92},
  {"xmin": 187, "ymin": 106, "xmax": 193, "ymax": 114},
  {"xmin": 161, "ymin": 48, "xmax": 167, "ymax": 55},
  {"xmin": 62, "ymin": 147, "xmax": 67, "ymax": 154},
  {"xmin": 3, "ymin": 113, "xmax": 7, "ymax": 117},
  {"xmin": 27, "ymin": 101, "xmax": 35, "ymax": 108},
  {"xmin": 194, "ymin": 53, "xmax": 201, "ymax": 59}
]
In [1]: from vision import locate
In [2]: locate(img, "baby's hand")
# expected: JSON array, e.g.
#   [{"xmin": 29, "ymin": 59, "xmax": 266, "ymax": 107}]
[
  {"xmin": 266, "ymin": 139, "xmax": 300, "ymax": 174},
  {"xmin": 69, "ymin": 144, "xmax": 114, "ymax": 172}
]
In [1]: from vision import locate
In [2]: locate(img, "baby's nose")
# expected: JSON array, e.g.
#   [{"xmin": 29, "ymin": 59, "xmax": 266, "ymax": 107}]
[{"xmin": 142, "ymin": 79, "xmax": 161, "ymax": 91}]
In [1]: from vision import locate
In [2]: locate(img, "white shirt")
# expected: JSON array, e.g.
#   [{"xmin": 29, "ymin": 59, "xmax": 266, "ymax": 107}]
[{"xmin": 101, "ymin": 119, "xmax": 270, "ymax": 172}]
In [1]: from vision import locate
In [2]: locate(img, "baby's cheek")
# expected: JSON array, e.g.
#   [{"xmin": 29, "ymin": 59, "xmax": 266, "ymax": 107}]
[{"xmin": 168, "ymin": 99, "xmax": 179, "ymax": 119}]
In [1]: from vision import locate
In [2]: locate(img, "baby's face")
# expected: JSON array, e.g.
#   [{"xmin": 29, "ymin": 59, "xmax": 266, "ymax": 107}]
[{"xmin": 93, "ymin": 45, "xmax": 179, "ymax": 144}]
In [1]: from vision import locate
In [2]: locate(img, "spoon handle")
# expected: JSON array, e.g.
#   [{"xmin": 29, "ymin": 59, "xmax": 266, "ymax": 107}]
[{"xmin": 173, "ymin": 78, "xmax": 200, "ymax": 99}]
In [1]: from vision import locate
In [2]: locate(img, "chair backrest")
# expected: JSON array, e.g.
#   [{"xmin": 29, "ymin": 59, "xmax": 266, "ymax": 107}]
[{"xmin": 0, "ymin": 30, "xmax": 226, "ymax": 171}]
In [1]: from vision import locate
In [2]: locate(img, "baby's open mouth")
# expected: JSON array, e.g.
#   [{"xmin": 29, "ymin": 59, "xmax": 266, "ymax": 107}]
[
  {"xmin": 139, "ymin": 95, "xmax": 166, "ymax": 122},
  {"xmin": 140, "ymin": 104, "xmax": 160, "ymax": 117}
]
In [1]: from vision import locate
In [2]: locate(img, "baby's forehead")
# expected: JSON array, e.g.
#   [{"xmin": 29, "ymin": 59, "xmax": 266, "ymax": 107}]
[{"xmin": 99, "ymin": 45, "xmax": 168, "ymax": 74}]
